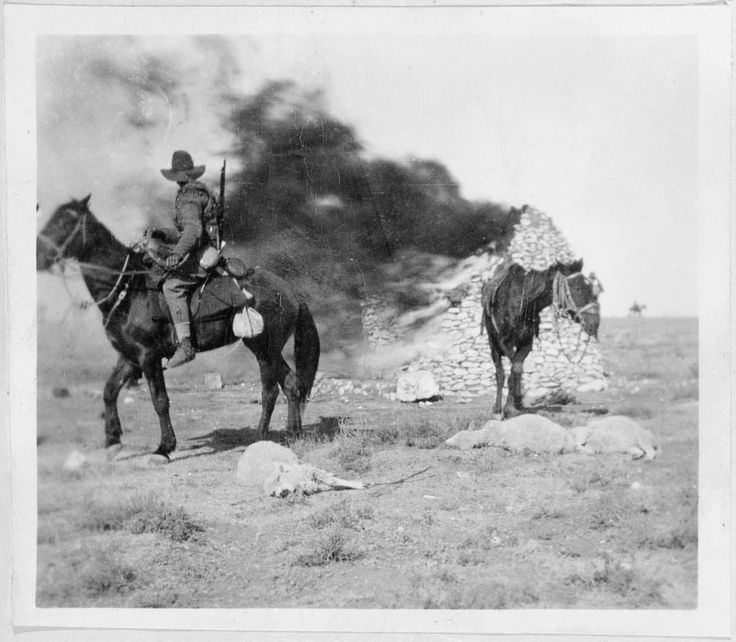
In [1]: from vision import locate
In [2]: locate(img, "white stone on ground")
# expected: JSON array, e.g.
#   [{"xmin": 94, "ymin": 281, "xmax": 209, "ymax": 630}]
[
  {"xmin": 396, "ymin": 370, "xmax": 440, "ymax": 402},
  {"xmin": 63, "ymin": 450, "xmax": 87, "ymax": 472},
  {"xmin": 204, "ymin": 372, "xmax": 224, "ymax": 390},
  {"xmin": 522, "ymin": 387, "xmax": 550, "ymax": 407},
  {"xmin": 577, "ymin": 379, "xmax": 607, "ymax": 393}
]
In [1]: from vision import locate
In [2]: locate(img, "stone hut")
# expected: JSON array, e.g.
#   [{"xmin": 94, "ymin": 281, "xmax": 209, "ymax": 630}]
[{"xmin": 361, "ymin": 205, "xmax": 606, "ymax": 401}]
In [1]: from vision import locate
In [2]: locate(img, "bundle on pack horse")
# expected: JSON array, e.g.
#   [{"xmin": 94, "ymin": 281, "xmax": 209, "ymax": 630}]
[
  {"xmin": 481, "ymin": 257, "xmax": 600, "ymax": 417},
  {"xmin": 36, "ymin": 195, "xmax": 320, "ymax": 461}
]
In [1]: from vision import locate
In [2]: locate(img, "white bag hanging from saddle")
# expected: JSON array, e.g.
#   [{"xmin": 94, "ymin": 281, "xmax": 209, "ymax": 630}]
[{"xmin": 232, "ymin": 304, "xmax": 264, "ymax": 338}]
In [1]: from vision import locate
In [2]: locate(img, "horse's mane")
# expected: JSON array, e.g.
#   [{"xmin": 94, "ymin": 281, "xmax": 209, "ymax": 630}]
[
  {"xmin": 487, "ymin": 257, "xmax": 585, "ymax": 322},
  {"xmin": 51, "ymin": 197, "xmax": 156, "ymax": 287},
  {"xmin": 504, "ymin": 261, "xmax": 562, "ymax": 302},
  {"xmin": 553, "ymin": 258, "xmax": 584, "ymax": 274},
  {"xmin": 59, "ymin": 197, "xmax": 128, "ymax": 251}
]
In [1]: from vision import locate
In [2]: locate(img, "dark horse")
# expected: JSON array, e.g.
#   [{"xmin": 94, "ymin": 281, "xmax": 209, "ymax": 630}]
[
  {"xmin": 481, "ymin": 258, "xmax": 600, "ymax": 417},
  {"xmin": 36, "ymin": 196, "xmax": 320, "ymax": 460}
]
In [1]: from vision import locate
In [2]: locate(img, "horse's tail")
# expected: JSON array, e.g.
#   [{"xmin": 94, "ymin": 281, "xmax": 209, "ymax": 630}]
[{"xmin": 294, "ymin": 300, "xmax": 320, "ymax": 406}]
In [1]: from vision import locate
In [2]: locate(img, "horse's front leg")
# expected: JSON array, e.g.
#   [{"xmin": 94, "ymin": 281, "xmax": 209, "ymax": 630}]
[
  {"xmin": 486, "ymin": 322, "xmax": 505, "ymax": 415},
  {"xmin": 490, "ymin": 350, "xmax": 505, "ymax": 415},
  {"xmin": 142, "ymin": 359, "xmax": 177, "ymax": 459},
  {"xmin": 103, "ymin": 355, "xmax": 138, "ymax": 451},
  {"xmin": 505, "ymin": 341, "xmax": 533, "ymax": 417}
]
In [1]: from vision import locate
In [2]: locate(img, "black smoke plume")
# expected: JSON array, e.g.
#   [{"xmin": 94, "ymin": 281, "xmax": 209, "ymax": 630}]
[
  {"xmin": 222, "ymin": 81, "xmax": 518, "ymax": 346},
  {"xmin": 37, "ymin": 37, "xmax": 518, "ymax": 351}
]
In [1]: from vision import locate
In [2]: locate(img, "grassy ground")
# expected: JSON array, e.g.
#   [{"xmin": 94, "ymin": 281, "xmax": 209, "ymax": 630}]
[{"xmin": 35, "ymin": 316, "xmax": 698, "ymax": 608}]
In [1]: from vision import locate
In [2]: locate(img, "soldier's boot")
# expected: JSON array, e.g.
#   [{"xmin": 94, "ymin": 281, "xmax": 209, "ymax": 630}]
[
  {"xmin": 163, "ymin": 279, "xmax": 196, "ymax": 368},
  {"xmin": 168, "ymin": 323, "xmax": 195, "ymax": 368}
]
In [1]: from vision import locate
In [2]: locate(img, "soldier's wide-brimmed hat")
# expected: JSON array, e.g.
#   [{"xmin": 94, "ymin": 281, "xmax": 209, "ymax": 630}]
[{"xmin": 160, "ymin": 151, "xmax": 205, "ymax": 182}]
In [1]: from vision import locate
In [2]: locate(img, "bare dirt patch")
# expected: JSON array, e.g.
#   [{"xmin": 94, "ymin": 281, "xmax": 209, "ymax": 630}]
[{"xmin": 35, "ymin": 317, "xmax": 697, "ymax": 608}]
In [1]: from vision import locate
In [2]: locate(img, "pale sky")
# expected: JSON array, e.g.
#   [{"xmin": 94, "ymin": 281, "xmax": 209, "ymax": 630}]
[
  {"xmin": 238, "ymin": 34, "xmax": 699, "ymax": 317},
  {"xmin": 32, "ymin": 16, "xmax": 709, "ymax": 318}
]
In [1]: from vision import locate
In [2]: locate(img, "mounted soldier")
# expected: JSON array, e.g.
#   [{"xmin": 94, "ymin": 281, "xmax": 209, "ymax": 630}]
[{"xmin": 157, "ymin": 150, "xmax": 222, "ymax": 367}]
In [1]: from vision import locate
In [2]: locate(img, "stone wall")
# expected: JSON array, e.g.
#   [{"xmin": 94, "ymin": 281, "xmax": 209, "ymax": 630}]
[
  {"xmin": 361, "ymin": 205, "xmax": 606, "ymax": 400},
  {"xmin": 507, "ymin": 205, "xmax": 576, "ymax": 269},
  {"xmin": 360, "ymin": 296, "xmax": 401, "ymax": 350}
]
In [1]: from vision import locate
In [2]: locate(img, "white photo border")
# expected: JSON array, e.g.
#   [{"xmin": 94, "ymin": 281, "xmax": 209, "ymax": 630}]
[{"xmin": 3, "ymin": 3, "xmax": 731, "ymax": 637}]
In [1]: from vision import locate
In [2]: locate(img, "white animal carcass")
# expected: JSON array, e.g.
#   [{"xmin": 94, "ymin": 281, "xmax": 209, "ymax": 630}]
[
  {"xmin": 445, "ymin": 414, "xmax": 576, "ymax": 454},
  {"xmin": 572, "ymin": 415, "xmax": 660, "ymax": 461}
]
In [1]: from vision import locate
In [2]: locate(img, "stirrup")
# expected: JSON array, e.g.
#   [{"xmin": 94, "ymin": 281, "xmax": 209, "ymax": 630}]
[{"xmin": 166, "ymin": 339, "xmax": 195, "ymax": 368}]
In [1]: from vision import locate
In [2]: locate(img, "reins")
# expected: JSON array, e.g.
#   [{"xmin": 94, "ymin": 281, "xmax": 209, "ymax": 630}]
[
  {"xmin": 52, "ymin": 255, "xmax": 138, "ymax": 324},
  {"xmin": 483, "ymin": 265, "xmax": 596, "ymax": 366},
  {"xmin": 102, "ymin": 271, "xmax": 132, "ymax": 329},
  {"xmin": 553, "ymin": 315, "xmax": 591, "ymax": 365},
  {"xmin": 37, "ymin": 210, "xmax": 87, "ymax": 261},
  {"xmin": 94, "ymin": 253, "xmax": 131, "ymax": 306},
  {"xmin": 74, "ymin": 260, "xmax": 151, "ymax": 277},
  {"xmin": 39, "ymin": 207, "xmax": 149, "ymax": 320},
  {"xmin": 552, "ymin": 271, "xmax": 594, "ymax": 365}
]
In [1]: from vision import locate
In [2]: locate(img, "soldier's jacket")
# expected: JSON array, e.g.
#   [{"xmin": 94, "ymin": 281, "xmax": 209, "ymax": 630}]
[{"xmin": 171, "ymin": 180, "xmax": 215, "ymax": 259}]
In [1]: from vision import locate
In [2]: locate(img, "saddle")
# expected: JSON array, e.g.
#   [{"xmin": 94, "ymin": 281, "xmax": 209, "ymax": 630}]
[
  {"xmin": 136, "ymin": 236, "xmax": 261, "ymax": 339},
  {"xmin": 480, "ymin": 256, "xmax": 513, "ymax": 314}
]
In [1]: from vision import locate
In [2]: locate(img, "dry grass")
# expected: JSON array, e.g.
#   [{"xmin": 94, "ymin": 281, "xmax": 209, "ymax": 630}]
[
  {"xmin": 413, "ymin": 571, "xmax": 541, "ymax": 609},
  {"xmin": 564, "ymin": 555, "xmax": 665, "ymax": 606},
  {"xmin": 307, "ymin": 500, "xmax": 374, "ymax": 530},
  {"xmin": 671, "ymin": 381, "xmax": 698, "ymax": 402},
  {"xmin": 35, "ymin": 317, "xmax": 699, "ymax": 609},
  {"xmin": 330, "ymin": 435, "xmax": 374, "ymax": 474},
  {"xmin": 294, "ymin": 530, "xmax": 364, "ymax": 567},
  {"xmin": 79, "ymin": 493, "xmax": 205, "ymax": 542},
  {"xmin": 37, "ymin": 544, "xmax": 143, "ymax": 606}
]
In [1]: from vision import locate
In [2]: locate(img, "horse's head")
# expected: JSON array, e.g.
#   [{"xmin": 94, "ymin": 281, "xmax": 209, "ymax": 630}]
[
  {"xmin": 554, "ymin": 259, "xmax": 600, "ymax": 339},
  {"xmin": 36, "ymin": 195, "xmax": 92, "ymax": 271}
]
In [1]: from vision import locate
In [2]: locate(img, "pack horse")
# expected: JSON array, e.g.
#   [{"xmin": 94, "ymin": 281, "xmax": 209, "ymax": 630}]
[
  {"xmin": 481, "ymin": 258, "xmax": 600, "ymax": 418},
  {"xmin": 37, "ymin": 196, "xmax": 321, "ymax": 461}
]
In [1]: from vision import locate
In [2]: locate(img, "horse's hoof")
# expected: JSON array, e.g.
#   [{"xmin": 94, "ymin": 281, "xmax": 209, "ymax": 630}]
[
  {"xmin": 105, "ymin": 443, "xmax": 123, "ymax": 460},
  {"xmin": 147, "ymin": 453, "xmax": 170, "ymax": 466}
]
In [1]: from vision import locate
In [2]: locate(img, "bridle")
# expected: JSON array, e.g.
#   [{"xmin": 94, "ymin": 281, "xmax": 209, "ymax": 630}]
[
  {"xmin": 37, "ymin": 208, "xmax": 88, "ymax": 264},
  {"xmin": 38, "ymin": 207, "xmax": 133, "ymax": 323},
  {"xmin": 552, "ymin": 271, "xmax": 599, "ymax": 364},
  {"xmin": 553, "ymin": 271, "xmax": 599, "ymax": 322}
]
